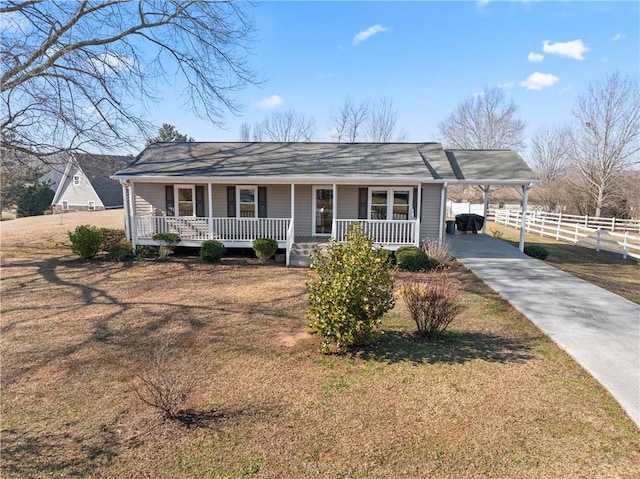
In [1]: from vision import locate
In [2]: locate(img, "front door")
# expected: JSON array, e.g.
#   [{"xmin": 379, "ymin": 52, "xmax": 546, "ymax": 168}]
[{"xmin": 313, "ymin": 187, "xmax": 333, "ymax": 236}]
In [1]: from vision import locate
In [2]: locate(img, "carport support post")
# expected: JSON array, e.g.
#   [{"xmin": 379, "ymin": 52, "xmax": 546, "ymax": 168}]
[
  {"xmin": 481, "ymin": 185, "xmax": 490, "ymax": 234},
  {"xmin": 518, "ymin": 184, "xmax": 531, "ymax": 253},
  {"xmin": 120, "ymin": 181, "xmax": 130, "ymax": 241}
]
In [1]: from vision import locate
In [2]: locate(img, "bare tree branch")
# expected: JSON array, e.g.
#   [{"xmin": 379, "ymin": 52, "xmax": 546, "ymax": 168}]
[
  {"xmin": 257, "ymin": 109, "xmax": 316, "ymax": 142},
  {"xmin": 1, "ymin": 0, "xmax": 257, "ymax": 163},
  {"xmin": 569, "ymin": 72, "xmax": 640, "ymax": 216},
  {"xmin": 438, "ymin": 88, "xmax": 525, "ymax": 150}
]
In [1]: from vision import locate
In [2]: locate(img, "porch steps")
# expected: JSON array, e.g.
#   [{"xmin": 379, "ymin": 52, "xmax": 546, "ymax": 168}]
[{"xmin": 289, "ymin": 239, "xmax": 328, "ymax": 267}]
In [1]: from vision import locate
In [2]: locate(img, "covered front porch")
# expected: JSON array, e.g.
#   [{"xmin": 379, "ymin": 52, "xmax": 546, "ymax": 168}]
[{"xmin": 124, "ymin": 181, "xmax": 427, "ymax": 266}]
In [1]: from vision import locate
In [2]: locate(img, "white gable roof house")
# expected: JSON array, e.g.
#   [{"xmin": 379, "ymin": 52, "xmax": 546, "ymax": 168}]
[
  {"xmin": 52, "ymin": 153, "xmax": 132, "ymax": 213},
  {"xmin": 112, "ymin": 142, "xmax": 540, "ymax": 266}
]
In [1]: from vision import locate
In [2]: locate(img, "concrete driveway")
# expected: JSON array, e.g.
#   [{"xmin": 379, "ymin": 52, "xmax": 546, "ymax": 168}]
[{"xmin": 448, "ymin": 232, "xmax": 640, "ymax": 427}]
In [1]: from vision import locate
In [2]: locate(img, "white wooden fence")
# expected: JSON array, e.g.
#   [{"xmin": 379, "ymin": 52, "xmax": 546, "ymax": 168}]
[{"xmin": 494, "ymin": 210, "xmax": 640, "ymax": 260}]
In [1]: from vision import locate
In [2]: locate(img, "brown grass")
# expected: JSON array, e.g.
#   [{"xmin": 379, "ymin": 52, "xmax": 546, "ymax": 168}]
[
  {"xmin": 1, "ymin": 211, "xmax": 639, "ymax": 478},
  {"xmin": 487, "ymin": 221, "xmax": 640, "ymax": 304}
]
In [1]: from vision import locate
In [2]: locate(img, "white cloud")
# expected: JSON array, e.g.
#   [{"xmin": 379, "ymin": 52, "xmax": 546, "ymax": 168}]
[
  {"xmin": 256, "ymin": 94, "xmax": 284, "ymax": 109},
  {"xmin": 0, "ymin": 12, "xmax": 28, "ymax": 32},
  {"xmin": 477, "ymin": 0, "xmax": 490, "ymax": 9},
  {"xmin": 498, "ymin": 82, "xmax": 514, "ymax": 88},
  {"xmin": 89, "ymin": 52, "xmax": 136, "ymax": 74},
  {"xmin": 612, "ymin": 33, "xmax": 625, "ymax": 41},
  {"xmin": 520, "ymin": 72, "xmax": 559, "ymax": 90},
  {"xmin": 472, "ymin": 91, "xmax": 486, "ymax": 98},
  {"xmin": 528, "ymin": 52, "xmax": 544, "ymax": 62},
  {"xmin": 352, "ymin": 24, "xmax": 389, "ymax": 46},
  {"xmin": 542, "ymin": 39, "xmax": 589, "ymax": 60}
]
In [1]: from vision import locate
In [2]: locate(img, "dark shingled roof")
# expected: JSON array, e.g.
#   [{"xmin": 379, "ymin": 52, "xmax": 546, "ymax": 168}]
[
  {"xmin": 75, "ymin": 154, "xmax": 132, "ymax": 207},
  {"xmin": 113, "ymin": 142, "xmax": 539, "ymax": 184}
]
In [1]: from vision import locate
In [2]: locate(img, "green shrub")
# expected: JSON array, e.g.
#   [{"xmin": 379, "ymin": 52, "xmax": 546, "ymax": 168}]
[
  {"xmin": 200, "ymin": 240, "xmax": 226, "ymax": 262},
  {"xmin": 107, "ymin": 240, "xmax": 133, "ymax": 261},
  {"xmin": 68, "ymin": 225, "xmax": 104, "ymax": 259},
  {"xmin": 252, "ymin": 238, "xmax": 279, "ymax": 260},
  {"xmin": 308, "ymin": 223, "xmax": 395, "ymax": 353},
  {"xmin": 152, "ymin": 232, "xmax": 181, "ymax": 260},
  {"xmin": 400, "ymin": 267, "xmax": 462, "ymax": 339},
  {"xmin": 100, "ymin": 228, "xmax": 126, "ymax": 251},
  {"xmin": 395, "ymin": 245, "xmax": 429, "ymax": 272},
  {"xmin": 524, "ymin": 244, "xmax": 549, "ymax": 260},
  {"xmin": 135, "ymin": 245, "xmax": 157, "ymax": 260},
  {"xmin": 16, "ymin": 182, "xmax": 54, "ymax": 217}
]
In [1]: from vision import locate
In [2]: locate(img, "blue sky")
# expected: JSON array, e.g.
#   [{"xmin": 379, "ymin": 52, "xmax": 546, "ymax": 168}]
[{"xmin": 147, "ymin": 1, "xmax": 639, "ymax": 155}]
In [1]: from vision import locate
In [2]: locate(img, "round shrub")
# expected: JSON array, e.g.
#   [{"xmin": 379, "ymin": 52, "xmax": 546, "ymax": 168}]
[
  {"xmin": 107, "ymin": 240, "xmax": 133, "ymax": 261},
  {"xmin": 100, "ymin": 228, "xmax": 126, "ymax": 251},
  {"xmin": 252, "ymin": 238, "xmax": 279, "ymax": 260},
  {"xmin": 200, "ymin": 240, "xmax": 226, "ymax": 262},
  {"xmin": 68, "ymin": 224, "xmax": 104, "ymax": 259},
  {"xmin": 395, "ymin": 246, "xmax": 430, "ymax": 272},
  {"xmin": 524, "ymin": 245, "xmax": 549, "ymax": 260}
]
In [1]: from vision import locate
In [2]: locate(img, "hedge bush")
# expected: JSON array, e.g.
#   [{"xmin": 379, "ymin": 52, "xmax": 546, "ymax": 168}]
[
  {"xmin": 524, "ymin": 245, "xmax": 549, "ymax": 260},
  {"xmin": 152, "ymin": 232, "xmax": 181, "ymax": 260},
  {"xmin": 101, "ymin": 228, "xmax": 126, "ymax": 251},
  {"xmin": 308, "ymin": 223, "xmax": 395, "ymax": 353},
  {"xmin": 107, "ymin": 240, "xmax": 133, "ymax": 261},
  {"xmin": 252, "ymin": 238, "xmax": 279, "ymax": 260},
  {"xmin": 395, "ymin": 245, "xmax": 430, "ymax": 272},
  {"xmin": 69, "ymin": 225, "xmax": 104, "ymax": 259},
  {"xmin": 200, "ymin": 240, "xmax": 226, "ymax": 262}
]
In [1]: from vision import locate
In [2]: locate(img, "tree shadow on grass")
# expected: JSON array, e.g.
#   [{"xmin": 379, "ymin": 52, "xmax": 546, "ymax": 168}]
[
  {"xmin": 360, "ymin": 330, "xmax": 535, "ymax": 365},
  {"xmin": 1, "ymin": 426, "xmax": 119, "ymax": 478}
]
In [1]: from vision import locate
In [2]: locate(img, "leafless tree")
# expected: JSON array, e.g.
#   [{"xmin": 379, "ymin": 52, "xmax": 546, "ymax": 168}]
[
  {"xmin": 330, "ymin": 98, "xmax": 370, "ymax": 142},
  {"xmin": 257, "ymin": 109, "xmax": 316, "ymax": 142},
  {"xmin": 528, "ymin": 126, "xmax": 572, "ymax": 212},
  {"xmin": 437, "ymin": 88, "xmax": 526, "ymax": 150},
  {"xmin": 366, "ymin": 98, "xmax": 398, "ymax": 142},
  {"xmin": 251, "ymin": 121, "xmax": 263, "ymax": 142},
  {"xmin": 1, "ymin": 1, "xmax": 256, "ymax": 165},
  {"xmin": 239, "ymin": 122, "xmax": 251, "ymax": 141},
  {"xmin": 569, "ymin": 73, "xmax": 640, "ymax": 217}
]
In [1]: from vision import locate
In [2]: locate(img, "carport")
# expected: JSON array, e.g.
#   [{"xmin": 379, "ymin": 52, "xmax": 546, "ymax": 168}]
[{"xmin": 439, "ymin": 149, "xmax": 541, "ymax": 252}]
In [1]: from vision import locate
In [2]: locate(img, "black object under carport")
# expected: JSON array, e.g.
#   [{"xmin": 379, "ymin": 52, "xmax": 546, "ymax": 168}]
[
  {"xmin": 445, "ymin": 220, "xmax": 456, "ymax": 234},
  {"xmin": 455, "ymin": 214, "xmax": 485, "ymax": 234}
]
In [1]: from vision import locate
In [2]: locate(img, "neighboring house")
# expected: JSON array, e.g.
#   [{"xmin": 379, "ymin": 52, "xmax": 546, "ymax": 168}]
[
  {"xmin": 112, "ymin": 142, "xmax": 540, "ymax": 265},
  {"xmin": 51, "ymin": 153, "xmax": 132, "ymax": 213}
]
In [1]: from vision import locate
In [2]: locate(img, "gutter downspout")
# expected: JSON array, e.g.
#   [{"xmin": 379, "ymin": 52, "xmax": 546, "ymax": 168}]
[{"xmin": 438, "ymin": 181, "xmax": 448, "ymax": 243}]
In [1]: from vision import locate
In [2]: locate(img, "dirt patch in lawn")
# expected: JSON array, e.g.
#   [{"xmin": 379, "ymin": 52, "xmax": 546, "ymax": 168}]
[{"xmin": 1, "ymin": 211, "xmax": 639, "ymax": 478}]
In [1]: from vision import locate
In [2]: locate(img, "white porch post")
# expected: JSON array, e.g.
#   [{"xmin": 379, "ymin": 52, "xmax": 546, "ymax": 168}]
[
  {"xmin": 519, "ymin": 184, "xmax": 531, "ymax": 252},
  {"xmin": 287, "ymin": 183, "xmax": 295, "ymax": 267},
  {"xmin": 129, "ymin": 182, "xmax": 137, "ymax": 252},
  {"xmin": 121, "ymin": 181, "xmax": 130, "ymax": 241},
  {"xmin": 207, "ymin": 182, "xmax": 213, "ymax": 239},
  {"xmin": 415, "ymin": 182, "xmax": 422, "ymax": 246},
  {"xmin": 482, "ymin": 185, "xmax": 491, "ymax": 234},
  {"xmin": 331, "ymin": 183, "xmax": 337, "ymax": 239},
  {"xmin": 438, "ymin": 181, "xmax": 448, "ymax": 243}
]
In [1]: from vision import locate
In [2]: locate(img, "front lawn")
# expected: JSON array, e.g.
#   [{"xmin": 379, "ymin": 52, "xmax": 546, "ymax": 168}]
[{"xmin": 1, "ymin": 212, "xmax": 638, "ymax": 478}]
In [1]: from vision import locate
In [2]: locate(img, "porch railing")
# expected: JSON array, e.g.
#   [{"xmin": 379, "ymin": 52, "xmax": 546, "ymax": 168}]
[
  {"xmin": 334, "ymin": 219, "xmax": 418, "ymax": 246},
  {"xmin": 136, "ymin": 216, "xmax": 291, "ymax": 242}
]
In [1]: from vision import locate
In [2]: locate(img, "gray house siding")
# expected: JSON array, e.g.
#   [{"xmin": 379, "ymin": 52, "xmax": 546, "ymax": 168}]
[
  {"xmin": 337, "ymin": 185, "xmax": 359, "ymax": 219},
  {"xmin": 419, "ymin": 184, "xmax": 442, "ymax": 240},
  {"xmin": 294, "ymin": 184, "xmax": 312, "ymax": 237},
  {"xmin": 55, "ymin": 166, "xmax": 105, "ymax": 208}
]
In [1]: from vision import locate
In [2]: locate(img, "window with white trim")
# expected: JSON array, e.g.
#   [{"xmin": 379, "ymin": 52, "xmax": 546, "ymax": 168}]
[
  {"xmin": 88, "ymin": 200, "xmax": 96, "ymax": 211},
  {"xmin": 175, "ymin": 185, "xmax": 195, "ymax": 216},
  {"xmin": 369, "ymin": 188, "xmax": 412, "ymax": 220},
  {"xmin": 237, "ymin": 186, "xmax": 257, "ymax": 218},
  {"xmin": 62, "ymin": 200, "xmax": 69, "ymax": 210},
  {"xmin": 72, "ymin": 175, "xmax": 81, "ymax": 186}
]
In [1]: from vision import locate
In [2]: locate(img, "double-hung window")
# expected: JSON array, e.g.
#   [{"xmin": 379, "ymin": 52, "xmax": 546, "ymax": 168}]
[
  {"xmin": 237, "ymin": 186, "xmax": 257, "ymax": 218},
  {"xmin": 369, "ymin": 188, "xmax": 412, "ymax": 220},
  {"xmin": 175, "ymin": 185, "xmax": 195, "ymax": 216}
]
